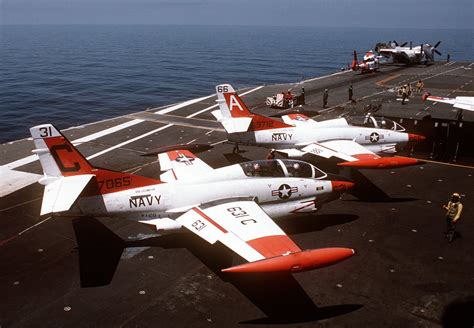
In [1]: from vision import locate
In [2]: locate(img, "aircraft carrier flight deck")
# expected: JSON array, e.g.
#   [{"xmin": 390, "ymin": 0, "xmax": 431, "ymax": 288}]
[{"xmin": 1, "ymin": 61, "xmax": 474, "ymax": 327}]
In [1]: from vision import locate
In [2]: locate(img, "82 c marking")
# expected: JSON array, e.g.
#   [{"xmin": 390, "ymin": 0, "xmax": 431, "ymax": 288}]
[{"xmin": 227, "ymin": 207, "xmax": 257, "ymax": 225}]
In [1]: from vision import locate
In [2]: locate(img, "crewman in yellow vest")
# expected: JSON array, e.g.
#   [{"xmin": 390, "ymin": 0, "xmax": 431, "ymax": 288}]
[{"xmin": 443, "ymin": 193, "xmax": 463, "ymax": 243}]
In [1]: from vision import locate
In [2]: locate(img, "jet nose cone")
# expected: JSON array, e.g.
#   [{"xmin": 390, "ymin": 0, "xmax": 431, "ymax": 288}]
[
  {"xmin": 331, "ymin": 180, "xmax": 355, "ymax": 192},
  {"xmin": 408, "ymin": 133, "xmax": 426, "ymax": 142}
]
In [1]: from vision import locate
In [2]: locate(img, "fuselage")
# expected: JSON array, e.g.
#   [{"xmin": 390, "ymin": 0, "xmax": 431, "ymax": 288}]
[
  {"xmin": 382, "ymin": 46, "xmax": 434, "ymax": 64},
  {"xmin": 229, "ymin": 124, "xmax": 409, "ymax": 155},
  {"xmin": 73, "ymin": 160, "xmax": 343, "ymax": 223}
]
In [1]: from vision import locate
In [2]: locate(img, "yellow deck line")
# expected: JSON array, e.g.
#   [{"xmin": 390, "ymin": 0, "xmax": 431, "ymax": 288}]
[{"xmin": 376, "ymin": 74, "xmax": 401, "ymax": 86}]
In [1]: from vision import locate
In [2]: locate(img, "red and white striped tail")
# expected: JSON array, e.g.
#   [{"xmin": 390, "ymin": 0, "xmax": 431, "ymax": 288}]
[{"xmin": 215, "ymin": 84, "xmax": 291, "ymax": 133}]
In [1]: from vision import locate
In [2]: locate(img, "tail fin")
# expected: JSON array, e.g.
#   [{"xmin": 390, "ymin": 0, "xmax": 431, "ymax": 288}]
[
  {"xmin": 30, "ymin": 124, "xmax": 162, "ymax": 215},
  {"xmin": 214, "ymin": 84, "xmax": 291, "ymax": 133},
  {"xmin": 351, "ymin": 50, "xmax": 359, "ymax": 71},
  {"xmin": 30, "ymin": 124, "xmax": 94, "ymax": 180}
]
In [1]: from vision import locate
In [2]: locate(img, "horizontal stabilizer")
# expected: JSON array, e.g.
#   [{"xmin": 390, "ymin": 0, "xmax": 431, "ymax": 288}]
[
  {"xmin": 211, "ymin": 109, "xmax": 223, "ymax": 121},
  {"xmin": 41, "ymin": 174, "xmax": 94, "ymax": 215},
  {"xmin": 222, "ymin": 247, "xmax": 355, "ymax": 273},
  {"xmin": 142, "ymin": 144, "xmax": 212, "ymax": 157},
  {"xmin": 337, "ymin": 157, "xmax": 420, "ymax": 169},
  {"xmin": 221, "ymin": 117, "xmax": 253, "ymax": 133},
  {"xmin": 127, "ymin": 112, "xmax": 224, "ymax": 131}
]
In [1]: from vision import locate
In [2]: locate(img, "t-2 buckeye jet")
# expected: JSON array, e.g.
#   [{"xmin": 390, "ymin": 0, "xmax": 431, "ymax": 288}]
[
  {"xmin": 423, "ymin": 93, "xmax": 474, "ymax": 112},
  {"xmin": 30, "ymin": 124, "xmax": 355, "ymax": 274},
  {"xmin": 212, "ymin": 84, "xmax": 425, "ymax": 169}
]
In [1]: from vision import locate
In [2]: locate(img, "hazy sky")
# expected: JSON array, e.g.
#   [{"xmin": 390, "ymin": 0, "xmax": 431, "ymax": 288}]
[{"xmin": 1, "ymin": 0, "xmax": 473, "ymax": 29}]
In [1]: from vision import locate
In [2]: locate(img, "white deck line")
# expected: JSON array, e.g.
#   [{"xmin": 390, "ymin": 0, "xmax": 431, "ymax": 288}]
[
  {"xmin": 2, "ymin": 94, "xmax": 215, "ymax": 170},
  {"xmin": 301, "ymin": 69, "xmax": 351, "ymax": 83},
  {"xmin": 1, "ymin": 85, "xmax": 263, "ymax": 197},
  {"xmin": 87, "ymin": 86, "xmax": 263, "ymax": 159}
]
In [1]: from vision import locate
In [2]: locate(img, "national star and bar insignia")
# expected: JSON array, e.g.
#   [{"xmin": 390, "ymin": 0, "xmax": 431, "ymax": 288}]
[
  {"xmin": 272, "ymin": 184, "xmax": 298, "ymax": 199},
  {"xmin": 175, "ymin": 154, "xmax": 195, "ymax": 165},
  {"xmin": 366, "ymin": 131, "xmax": 383, "ymax": 143}
]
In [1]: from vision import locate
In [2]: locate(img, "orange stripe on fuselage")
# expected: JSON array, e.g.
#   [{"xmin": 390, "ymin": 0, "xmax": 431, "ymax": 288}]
[
  {"xmin": 89, "ymin": 169, "xmax": 162, "ymax": 195},
  {"xmin": 223, "ymin": 92, "xmax": 291, "ymax": 131}
]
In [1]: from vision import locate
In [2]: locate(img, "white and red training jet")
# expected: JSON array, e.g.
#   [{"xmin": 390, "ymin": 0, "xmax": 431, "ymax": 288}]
[
  {"xmin": 30, "ymin": 124, "xmax": 355, "ymax": 273},
  {"xmin": 423, "ymin": 93, "xmax": 474, "ymax": 112},
  {"xmin": 212, "ymin": 84, "xmax": 425, "ymax": 169}
]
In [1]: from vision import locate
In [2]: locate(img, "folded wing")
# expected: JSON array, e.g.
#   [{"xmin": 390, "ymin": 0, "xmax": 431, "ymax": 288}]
[
  {"xmin": 158, "ymin": 149, "xmax": 214, "ymax": 182},
  {"xmin": 282, "ymin": 114, "xmax": 349, "ymax": 128}
]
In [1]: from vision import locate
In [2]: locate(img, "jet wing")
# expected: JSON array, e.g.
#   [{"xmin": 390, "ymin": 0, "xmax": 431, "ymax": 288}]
[
  {"xmin": 176, "ymin": 198, "xmax": 355, "ymax": 273},
  {"xmin": 177, "ymin": 199, "xmax": 300, "ymax": 262},
  {"xmin": 377, "ymin": 48, "xmax": 397, "ymax": 55},
  {"xmin": 281, "ymin": 114, "xmax": 319, "ymax": 127},
  {"xmin": 378, "ymin": 49, "xmax": 411, "ymax": 63},
  {"xmin": 282, "ymin": 114, "xmax": 349, "ymax": 128},
  {"xmin": 278, "ymin": 140, "xmax": 419, "ymax": 169},
  {"xmin": 426, "ymin": 96, "xmax": 474, "ymax": 111},
  {"xmin": 301, "ymin": 140, "xmax": 378, "ymax": 162},
  {"xmin": 158, "ymin": 149, "xmax": 214, "ymax": 182}
]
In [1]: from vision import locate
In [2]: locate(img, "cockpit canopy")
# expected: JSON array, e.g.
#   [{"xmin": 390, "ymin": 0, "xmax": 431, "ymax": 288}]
[
  {"xmin": 239, "ymin": 159, "xmax": 327, "ymax": 179},
  {"xmin": 346, "ymin": 115, "xmax": 405, "ymax": 131}
]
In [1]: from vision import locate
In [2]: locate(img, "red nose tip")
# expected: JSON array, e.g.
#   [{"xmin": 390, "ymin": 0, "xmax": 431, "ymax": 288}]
[
  {"xmin": 331, "ymin": 180, "xmax": 355, "ymax": 192},
  {"xmin": 408, "ymin": 133, "xmax": 426, "ymax": 141}
]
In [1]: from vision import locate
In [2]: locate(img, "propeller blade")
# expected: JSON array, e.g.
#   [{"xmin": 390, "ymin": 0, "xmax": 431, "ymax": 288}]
[
  {"xmin": 434, "ymin": 41, "xmax": 441, "ymax": 48},
  {"xmin": 394, "ymin": 40, "xmax": 399, "ymax": 46},
  {"xmin": 401, "ymin": 42, "xmax": 408, "ymax": 47},
  {"xmin": 434, "ymin": 49, "xmax": 442, "ymax": 56},
  {"xmin": 410, "ymin": 41, "xmax": 412, "ymax": 50}
]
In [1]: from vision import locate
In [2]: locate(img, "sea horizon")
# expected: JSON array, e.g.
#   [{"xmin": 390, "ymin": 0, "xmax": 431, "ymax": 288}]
[{"xmin": 1, "ymin": 25, "xmax": 473, "ymax": 142}]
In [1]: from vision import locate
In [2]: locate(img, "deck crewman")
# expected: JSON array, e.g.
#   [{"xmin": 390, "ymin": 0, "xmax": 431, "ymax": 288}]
[
  {"xmin": 323, "ymin": 89, "xmax": 329, "ymax": 108},
  {"xmin": 266, "ymin": 149, "xmax": 276, "ymax": 160},
  {"xmin": 348, "ymin": 84, "xmax": 354, "ymax": 102},
  {"xmin": 401, "ymin": 85, "xmax": 408, "ymax": 105},
  {"xmin": 443, "ymin": 193, "xmax": 463, "ymax": 243},
  {"xmin": 416, "ymin": 80, "xmax": 424, "ymax": 94}
]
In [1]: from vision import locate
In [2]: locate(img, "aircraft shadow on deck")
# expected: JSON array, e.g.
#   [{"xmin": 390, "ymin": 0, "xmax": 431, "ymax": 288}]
[
  {"xmin": 223, "ymin": 152, "xmax": 252, "ymax": 164},
  {"xmin": 287, "ymin": 160, "xmax": 419, "ymax": 203},
  {"xmin": 278, "ymin": 213, "xmax": 359, "ymax": 235},
  {"xmin": 343, "ymin": 168, "xmax": 418, "ymax": 203},
  {"xmin": 72, "ymin": 216, "xmax": 362, "ymax": 323},
  {"xmin": 441, "ymin": 296, "xmax": 474, "ymax": 328}
]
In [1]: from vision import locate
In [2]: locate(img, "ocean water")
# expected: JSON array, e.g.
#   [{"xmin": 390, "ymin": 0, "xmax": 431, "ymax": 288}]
[{"xmin": 1, "ymin": 25, "xmax": 473, "ymax": 143}]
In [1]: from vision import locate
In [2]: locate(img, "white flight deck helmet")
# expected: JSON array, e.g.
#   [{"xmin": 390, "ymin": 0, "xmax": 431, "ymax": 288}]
[{"xmin": 451, "ymin": 193, "xmax": 461, "ymax": 202}]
